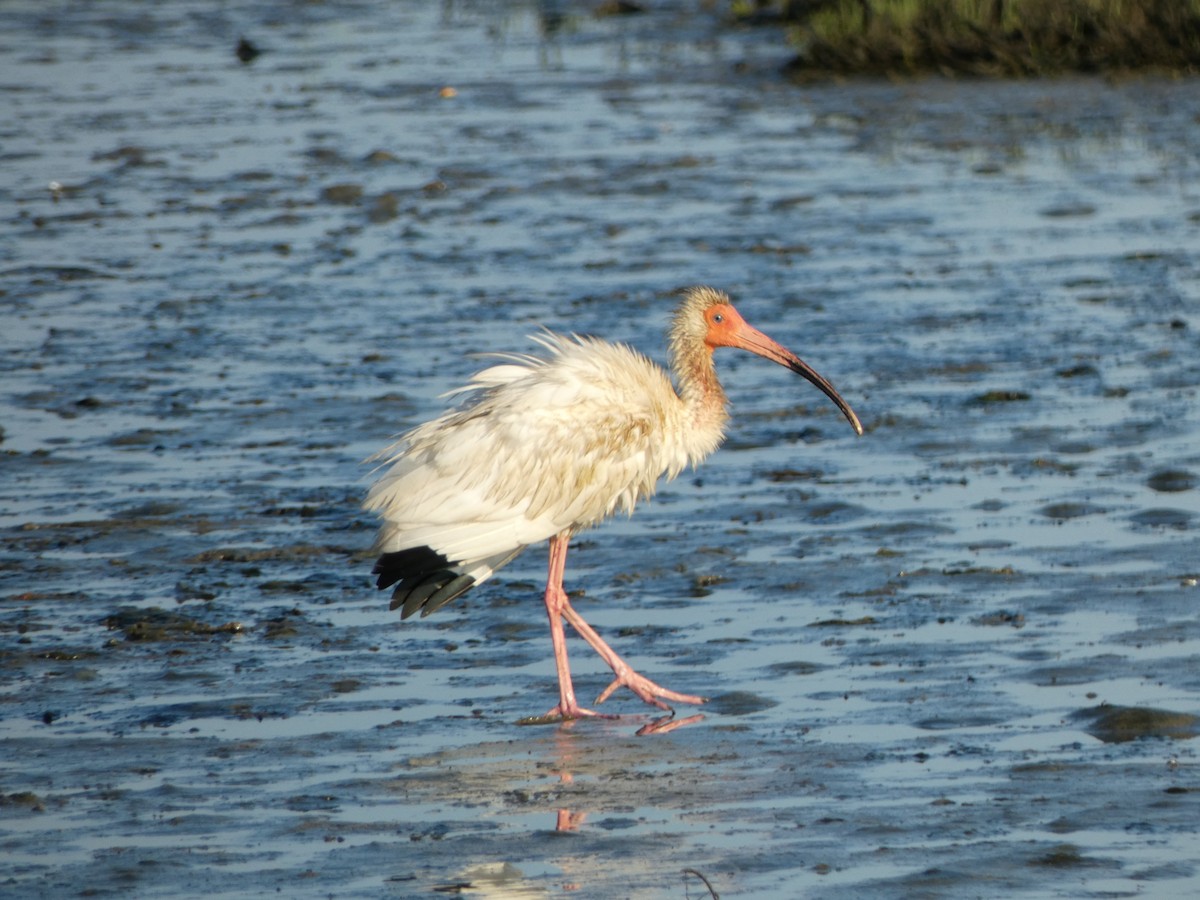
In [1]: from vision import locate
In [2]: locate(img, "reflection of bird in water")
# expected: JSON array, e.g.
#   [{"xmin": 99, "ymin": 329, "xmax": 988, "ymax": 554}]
[
  {"xmin": 554, "ymin": 770, "xmax": 586, "ymax": 832},
  {"xmin": 365, "ymin": 287, "xmax": 862, "ymax": 721}
]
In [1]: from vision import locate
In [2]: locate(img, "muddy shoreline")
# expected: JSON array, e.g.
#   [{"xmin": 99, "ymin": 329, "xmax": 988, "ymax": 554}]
[{"xmin": 3, "ymin": 2, "xmax": 1199, "ymax": 897}]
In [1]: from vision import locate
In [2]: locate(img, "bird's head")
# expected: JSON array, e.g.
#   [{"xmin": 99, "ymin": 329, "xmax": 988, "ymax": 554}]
[{"xmin": 673, "ymin": 286, "xmax": 863, "ymax": 436}]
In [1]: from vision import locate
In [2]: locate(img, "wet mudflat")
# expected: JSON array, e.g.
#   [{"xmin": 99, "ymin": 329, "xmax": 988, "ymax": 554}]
[{"xmin": 2, "ymin": 1, "xmax": 1199, "ymax": 897}]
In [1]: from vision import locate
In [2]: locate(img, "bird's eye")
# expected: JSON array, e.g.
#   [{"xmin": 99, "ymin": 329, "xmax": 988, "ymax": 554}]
[{"xmin": 712, "ymin": 313, "xmax": 724, "ymax": 324}]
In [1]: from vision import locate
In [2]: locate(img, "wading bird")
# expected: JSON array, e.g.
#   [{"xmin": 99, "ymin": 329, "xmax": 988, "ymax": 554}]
[{"xmin": 365, "ymin": 286, "xmax": 862, "ymax": 722}]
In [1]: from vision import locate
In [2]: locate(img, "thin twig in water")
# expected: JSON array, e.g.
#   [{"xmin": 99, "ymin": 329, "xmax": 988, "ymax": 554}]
[{"xmin": 682, "ymin": 868, "xmax": 719, "ymax": 899}]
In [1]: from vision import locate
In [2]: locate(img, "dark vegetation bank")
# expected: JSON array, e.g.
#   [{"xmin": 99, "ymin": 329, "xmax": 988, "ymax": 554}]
[{"xmin": 734, "ymin": 0, "xmax": 1200, "ymax": 77}]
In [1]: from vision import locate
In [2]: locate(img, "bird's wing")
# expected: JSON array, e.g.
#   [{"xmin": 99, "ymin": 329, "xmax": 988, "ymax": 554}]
[{"xmin": 365, "ymin": 333, "xmax": 681, "ymax": 615}]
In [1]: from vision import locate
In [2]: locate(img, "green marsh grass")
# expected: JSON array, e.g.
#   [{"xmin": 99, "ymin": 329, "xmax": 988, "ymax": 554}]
[{"xmin": 742, "ymin": 0, "xmax": 1200, "ymax": 77}]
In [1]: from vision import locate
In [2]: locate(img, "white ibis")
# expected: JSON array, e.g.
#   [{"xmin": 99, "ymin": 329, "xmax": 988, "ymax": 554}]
[{"xmin": 365, "ymin": 286, "xmax": 862, "ymax": 722}]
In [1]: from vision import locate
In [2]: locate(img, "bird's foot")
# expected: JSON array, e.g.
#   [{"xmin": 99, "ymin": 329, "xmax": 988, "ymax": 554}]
[
  {"xmin": 520, "ymin": 702, "xmax": 619, "ymax": 726},
  {"xmin": 555, "ymin": 599, "xmax": 706, "ymax": 711},
  {"xmin": 595, "ymin": 668, "xmax": 707, "ymax": 710}
]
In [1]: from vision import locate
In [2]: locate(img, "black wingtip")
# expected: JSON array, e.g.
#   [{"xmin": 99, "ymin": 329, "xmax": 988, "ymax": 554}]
[
  {"xmin": 373, "ymin": 546, "xmax": 445, "ymax": 590},
  {"xmin": 374, "ymin": 546, "xmax": 476, "ymax": 618}
]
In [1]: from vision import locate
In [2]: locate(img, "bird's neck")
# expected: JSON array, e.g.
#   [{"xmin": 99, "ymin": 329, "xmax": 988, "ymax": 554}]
[
  {"xmin": 676, "ymin": 345, "xmax": 725, "ymax": 405},
  {"xmin": 672, "ymin": 343, "xmax": 730, "ymax": 461}
]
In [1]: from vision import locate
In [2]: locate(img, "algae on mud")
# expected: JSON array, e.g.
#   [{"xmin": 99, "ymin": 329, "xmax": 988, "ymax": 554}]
[{"xmin": 1073, "ymin": 704, "xmax": 1200, "ymax": 744}]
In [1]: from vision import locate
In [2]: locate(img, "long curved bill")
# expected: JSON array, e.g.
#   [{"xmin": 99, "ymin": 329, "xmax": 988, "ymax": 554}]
[{"xmin": 735, "ymin": 324, "xmax": 864, "ymax": 436}]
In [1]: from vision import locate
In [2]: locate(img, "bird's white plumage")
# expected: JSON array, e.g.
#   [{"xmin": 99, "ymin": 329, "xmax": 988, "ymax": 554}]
[{"xmin": 364, "ymin": 330, "xmax": 721, "ymax": 589}]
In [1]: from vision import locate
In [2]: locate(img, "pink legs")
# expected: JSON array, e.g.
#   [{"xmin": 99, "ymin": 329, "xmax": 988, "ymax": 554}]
[
  {"xmin": 541, "ymin": 533, "xmax": 601, "ymax": 720},
  {"xmin": 541, "ymin": 532, "xmax": 707, "ymax": 721}
]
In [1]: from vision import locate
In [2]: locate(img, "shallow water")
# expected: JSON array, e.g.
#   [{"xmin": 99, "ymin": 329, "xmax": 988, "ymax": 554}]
[{"xmin": 2, "ymin": 2, "xmax": 1199, "ymax": 897}]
